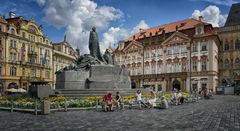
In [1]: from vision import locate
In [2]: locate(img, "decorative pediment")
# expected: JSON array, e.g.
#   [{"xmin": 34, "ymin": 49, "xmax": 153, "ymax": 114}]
[
  {"xmin": 123, "ymin": 40, "xmax": 143, "ymax": 53},
  {"xmin": 161, "ymin": 32, "xmax": 191, "ymax": 46}
]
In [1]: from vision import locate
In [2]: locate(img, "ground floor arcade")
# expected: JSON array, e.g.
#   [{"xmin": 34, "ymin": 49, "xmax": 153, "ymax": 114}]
[{"xmin": 131, "ymin": 72, "xmax": 218, "ymax": 93}]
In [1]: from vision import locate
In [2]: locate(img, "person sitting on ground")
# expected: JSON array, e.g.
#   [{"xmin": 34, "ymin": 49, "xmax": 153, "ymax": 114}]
[
  {"xmin": 178, "ymin": 90, "xmax": 184, "ymax": 104},
  {"xmin": 136, "ymin": 90, "xmax": 148, "ymax": 108},
  {"xmin": 203, "ymin": 88, "xmax": 210, "ymax": 99},
  {"xmin": 147, "ymin": 91, "xmax": 157, "ymax": 108},
  {"xmin": 208, "ymin": 89, "xmax": 213, "ymax": 97},
  {"xmin": 103, "ymin": 92, "xmax": 113, "ymax": 111},
  {"xmin": 159, "ymin": 96, "xmax": 168, "ymax": 109},
  {"xmin": 114, "ymin": 92, "xmax": 122, "ymax": 111}
]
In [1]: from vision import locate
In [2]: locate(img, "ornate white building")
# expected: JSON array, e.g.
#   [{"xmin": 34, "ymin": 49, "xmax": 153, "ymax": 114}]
[{"xmin": 114, "ymin": 17, "xmax": 220, "ymax": 92}]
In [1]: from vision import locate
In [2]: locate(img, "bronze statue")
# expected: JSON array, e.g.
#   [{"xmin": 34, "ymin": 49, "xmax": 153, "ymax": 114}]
[
  {"xmin": 103, "ymin": 49, "xmax": 116, "ymax": 65},
  {"xmin": 89, "ymin": 27, "xmax": 104, "ymax": 62}
]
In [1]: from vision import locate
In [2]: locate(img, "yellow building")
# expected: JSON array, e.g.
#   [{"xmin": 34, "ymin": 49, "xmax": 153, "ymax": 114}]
[
  {"xmin": 0, "ymin": 12, "xmax": 53, "ymax": 94},
  {"xmin": 0, "ymin": 14, "xmax": 7, "ymax": 94},
  {"xmin": 52, "ymin": 35, "xmax": 79, "ymax": 89}
]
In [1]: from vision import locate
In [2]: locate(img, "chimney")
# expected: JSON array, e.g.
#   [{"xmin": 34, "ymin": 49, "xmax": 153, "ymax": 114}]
[
  {"xmin": 9, "ymin": 11, "xmax": 16, "ymax": 18},
  {"xmin": 199, "ymin": 16, "xmax": 203, "ymax": 22}
]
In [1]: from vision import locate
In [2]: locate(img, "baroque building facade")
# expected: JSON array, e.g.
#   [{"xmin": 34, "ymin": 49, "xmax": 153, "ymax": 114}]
[
  {"xmin": 0, "ymin": 12, "xmax": 53, "ymax": 94},
  {"xmin": 217, "ymin": 3, "xmax": 240, "ymax": 85},
  {"xmin": 52, "ymin": 36, "xmax": 79, "ymax": 89},
  {"xmin": 114, "ymin": 17, "xmax": 220, "ymax": 92}
]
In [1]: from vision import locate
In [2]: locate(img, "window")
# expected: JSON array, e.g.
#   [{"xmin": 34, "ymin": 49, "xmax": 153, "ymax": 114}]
[
  {"xmin": 167, "ymin": 47, "xmax": 172, "ymax": 55},
  {"xmin": 22, "ymin": 32, "xmax": 25, "ymax": 38},
  {"xmin": 192, "ymin": 43, "xmax": 197, "ymax": 52},
  {"xmin": 192, "ymin": 60, "xmax": 197, "ymax": 71},
  {"xmin": 224, "ymin": 59, "xmax": 230, "ymax": 68},
  {"xmin": 181, "ymin": 45, "xmax": 187, "ymax": 53},
  {"xmin": 201, "ymin": 42, "xmax": 207, "ymax": 51},
  {"xmin": 173, "ymin": 46, "xmax": 179, "ymax": 54},
  {"xmin": 196, "ymin": 27, "xmax": 202, "ymax": 34},
  {"xmin": 11, "ymin": 28, "xmax": 15, "ymax": 35},
  {"xmin": 0, "ymin": 37, "xmax": 2, "ymax": 46},
  {"xmin": 192, "ymin": 83, "xmax": 197, "ymax": 91},
  {"xmin": 235, "ymin": 58, "xmax": 240, "ymax": 68},
  {"xmin": 201, "ymin": 83, "xmax": 207, "ymax": 89},
  {"xmin": 151, "ymin": 63, "xmax": 156, "ymax": 74},
  {"xmin": 145, "ymin": 52, "xmax": 150, "ymax": 58},
  {"xmin": 0, "ymin": 66, "xmax": 1, "ymax": 75},
  {"xmin": 13, "ymin": 53, "xmax": 16, "ymax": 61},
  {"xmin": 201, "ymin": 60, "xmax": 207, "ymax": 71},
  {"xmin": 10, "ymin": 40, "xmax": 16, "ymax": 48},
  {"xmin": 235, "ymin": 39, "xmax": 240, "ymax": 50},
  {"xmin": 151, "ymin": 50, "xmax": 155, "ymax": 57},
  {"xmin": 0, "ymin": 50, "xmax": 2, "ymax": 59},
  {"xmin": 224, "ymin": 42, "xmax": 229, "ymax": 51},
  {"xmin": 10, "ymin": 66, "xmax": 17, "ymax": 76},
  {"xmin": 157, "ymin": 48, "xmax": 163, "ymax": 56},
  {"xmin": 45, "ymin": 71, "xmax": 50, "ymax": 79},
  {"xmin": 30, "ymin": 69, "xmax": 36, "ymax": 77},
  {"xmin": 0, "ymin": 25, "xmax": 2, "ymax": 31},
  {"xmin": 22, "ymin": 68, "xmax": 25, "ymax": 76}
]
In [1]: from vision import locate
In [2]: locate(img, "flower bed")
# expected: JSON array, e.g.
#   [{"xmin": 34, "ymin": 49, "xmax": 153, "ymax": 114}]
[{"xmin": 0, "ymin": 92, "xmax": 191, "ymax": 110}]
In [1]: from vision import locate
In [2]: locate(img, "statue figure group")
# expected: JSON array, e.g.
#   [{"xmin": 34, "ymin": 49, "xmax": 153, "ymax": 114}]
[{"xmin": 89, "ymin": 27, "xmax": 115, "ymax": 65}]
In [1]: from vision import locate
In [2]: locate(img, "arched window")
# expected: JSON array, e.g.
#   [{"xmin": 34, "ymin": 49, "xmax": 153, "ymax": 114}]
[
  {"xmin": 11, "ymin": 28, "xmax": 15, "ymax": 35},
  {"xmin": 235, "ymin": 39, "xmax": 240, "ymax": 50},
  {"xmin": 224, "ymin": 59, "xmax": 230, "ymax": 68},
  {"xmin": 201, "ymin": 60, "xmax": 207, "ymax": 71},
  {"xmin": 22, "ymin": 32, "xmax": 25, "ymax": 38},
  {"xmin": 224, "ymin": 42, "xmax": 229, "ymax": 51},
  {"xmin": 235, "ymin": 58, "xmax": 240, "ymax": 68}
]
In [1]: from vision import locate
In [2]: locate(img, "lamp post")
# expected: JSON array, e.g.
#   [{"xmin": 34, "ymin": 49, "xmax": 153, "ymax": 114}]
[{"xmin": 189, "ymin": 39, "xmax": 192, "ymax": 94}]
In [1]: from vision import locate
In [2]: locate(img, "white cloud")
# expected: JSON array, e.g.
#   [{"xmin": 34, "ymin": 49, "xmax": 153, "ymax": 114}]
[
  {"xmin": 131, "ymin": 20, "xmax": 149, "ymax": 34},
  {"xmin": 36, "ymin": 0, "xmax": 123, "ymax": 54},
  {"xmin": 101, "ymin": 27, "xmax": 129, "ymax": 51},
  {"xmin": 36, "ymin": 0, "xmax": 45, "ymax": 6},
  {"xmin": 192, "ymin": 5, "xmax": 228, "ymax": 27},
  {"xmin": 101, "ymin": 20, "xmax": 149, "ymax": 50}
]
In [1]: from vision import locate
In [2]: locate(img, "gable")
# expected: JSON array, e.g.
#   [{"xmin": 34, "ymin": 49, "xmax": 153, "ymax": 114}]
[
  {"xmin": 161, "ymin": 32, "xmax": 191, "ymax": 46},
  {"xmin": 123, "ymin": 41, "xmax": 143, "ymax": 52}
]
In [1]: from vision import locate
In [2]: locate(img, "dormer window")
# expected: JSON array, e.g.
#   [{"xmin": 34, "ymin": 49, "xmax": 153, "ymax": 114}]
[
  {"xmin": 11, "ymin": 28, "xmax": 15, "ymax": 35},
  {"xmin": 195, "ymin": 25, "xmax": 204, "ymax": 35}
]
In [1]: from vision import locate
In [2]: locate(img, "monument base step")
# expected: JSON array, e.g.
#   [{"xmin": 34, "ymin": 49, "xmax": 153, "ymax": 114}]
[{"xmin": 54, "ymin": 89, "xmax": 150, "ymax": 97}]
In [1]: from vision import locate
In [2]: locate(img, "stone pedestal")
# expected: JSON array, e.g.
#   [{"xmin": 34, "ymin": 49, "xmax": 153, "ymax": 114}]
[
  {"xmin": 41, "ymin": 100, "xmax": 50, "ymax": 115},
  {"xmin": 88, "ymin": 65, "xmax": 131, "ymax": 89},
  {"xmin": 55, "ymin": 64, "xmax": 131, "ymax": 96}
]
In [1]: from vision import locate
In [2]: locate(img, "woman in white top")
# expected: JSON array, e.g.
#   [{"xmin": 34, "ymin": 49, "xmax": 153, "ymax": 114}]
[{"xmin": 147, "ymin": 91, "xmax": 157, "ymax": 108}]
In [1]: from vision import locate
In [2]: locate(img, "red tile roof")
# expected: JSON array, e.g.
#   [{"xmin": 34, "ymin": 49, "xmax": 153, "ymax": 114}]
[{"xmin": 127, "ymin": 18, "xmax": 210, "ymax": 41}]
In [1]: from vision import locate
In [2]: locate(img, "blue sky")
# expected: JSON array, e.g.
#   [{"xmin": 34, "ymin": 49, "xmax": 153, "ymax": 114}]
[{"xmin": 0, "ymin": 0, "xmax": 239, "ymax": 53}]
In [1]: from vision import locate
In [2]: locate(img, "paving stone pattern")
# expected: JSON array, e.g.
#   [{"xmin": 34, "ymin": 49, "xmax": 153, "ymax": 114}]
[{"xmin": 0, "ymin": 95, "xmax": 240, "ymax": 131}]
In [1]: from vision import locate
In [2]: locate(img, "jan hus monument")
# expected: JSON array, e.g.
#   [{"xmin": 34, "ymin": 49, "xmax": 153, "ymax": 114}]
[{"xmin": 55, "ymin": 27, "xmax": 131, "ymax": 95}]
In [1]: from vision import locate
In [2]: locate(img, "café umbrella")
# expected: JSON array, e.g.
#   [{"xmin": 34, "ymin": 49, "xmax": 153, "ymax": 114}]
[
  {"xmin": 17, "ymin": 88, "xmax": 27, "ymax": 93},
  {"xmin": 6, "ymin": 88, "xmax": 18, "ymax": 92}
]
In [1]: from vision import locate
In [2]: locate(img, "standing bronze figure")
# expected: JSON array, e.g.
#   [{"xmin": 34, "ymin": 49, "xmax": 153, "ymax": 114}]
[{"xmin": 89, "ymin": 27, "xmax": 104, "ymax": 61}]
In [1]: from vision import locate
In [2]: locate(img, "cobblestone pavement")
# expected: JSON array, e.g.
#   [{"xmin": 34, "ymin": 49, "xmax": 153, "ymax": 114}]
[{"xmin": 0, "ymin": 95, "xmax": 240, "ymax": 131}]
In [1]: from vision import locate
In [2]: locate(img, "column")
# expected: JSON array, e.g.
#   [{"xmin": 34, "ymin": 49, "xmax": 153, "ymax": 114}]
[{"xmin": 162, "ymin": 79, "xmax": 166, "ymax": 92}]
